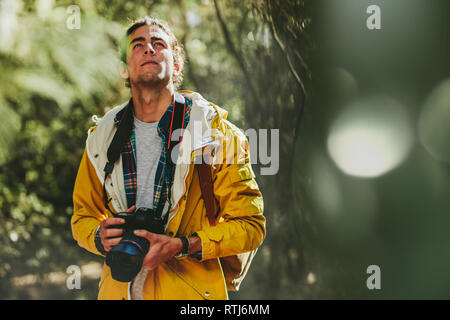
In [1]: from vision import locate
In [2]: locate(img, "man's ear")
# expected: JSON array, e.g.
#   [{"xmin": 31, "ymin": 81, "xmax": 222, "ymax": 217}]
[
  {"xmin": 173, "ymin": 59, "xmax": 183, "ymax": 78},
  {"xmin": 119, "ymin": 61, "xmax": 129, "ymax": 80}
]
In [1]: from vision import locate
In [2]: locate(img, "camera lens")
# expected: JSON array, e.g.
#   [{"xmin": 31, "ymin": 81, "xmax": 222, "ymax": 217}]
[
  {"xmin": 105, "ymin": 208, "xmax": 164, "ymax": 282},
  {"xmin": 106, "ymin": 233, "xmax": 150, "ymax": 282}
]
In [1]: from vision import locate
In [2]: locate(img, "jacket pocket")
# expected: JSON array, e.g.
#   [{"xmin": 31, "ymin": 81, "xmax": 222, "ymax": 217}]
[{"xmin": 166, "ymin": 259, "xmax": 228, "ymax": 300}]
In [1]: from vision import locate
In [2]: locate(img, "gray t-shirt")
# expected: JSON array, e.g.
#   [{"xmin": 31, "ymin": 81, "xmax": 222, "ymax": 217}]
[
  {"xmin": 131, "ymin": 116, "xmax": 163, "ymax": 300},
  {"xmin": 133, "ymin": 116, "xmax": 163, "ymax": 210}
]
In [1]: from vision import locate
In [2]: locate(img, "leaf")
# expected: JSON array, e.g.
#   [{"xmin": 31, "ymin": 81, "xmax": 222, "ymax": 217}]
[
  {"xmin": 14, "ymin": 70, "xmax": 75, "ymax": 110},
  {"xmin": 0, "ymin": 97, "xmax": 21, "ymax": 165}
]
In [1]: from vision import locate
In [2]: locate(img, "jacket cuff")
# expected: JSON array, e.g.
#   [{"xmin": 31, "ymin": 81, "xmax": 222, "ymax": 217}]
[
  {"xmin": 195, "ymin": 228, "xmax": 223, "ymax": 261},
  {"xmin": 94, "ymin": 226, "xmax": 108, "ymax": 256}
]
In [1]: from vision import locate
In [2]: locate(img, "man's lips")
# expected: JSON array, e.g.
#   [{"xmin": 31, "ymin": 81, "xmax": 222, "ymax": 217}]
[{"xmin": 141, "ymin": 60, "xmax": 158, "ymax": 66}]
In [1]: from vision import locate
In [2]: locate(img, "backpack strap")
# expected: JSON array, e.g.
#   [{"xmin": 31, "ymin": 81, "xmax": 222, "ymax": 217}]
[{"xmin": 196, "ymin": 162, "xmax": 218, "ymax": 226}]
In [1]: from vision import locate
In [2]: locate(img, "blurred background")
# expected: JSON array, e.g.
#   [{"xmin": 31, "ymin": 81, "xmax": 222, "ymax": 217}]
[{"xmin": 0, "ymin": 0, "xmax": 448, "ymax": 299}]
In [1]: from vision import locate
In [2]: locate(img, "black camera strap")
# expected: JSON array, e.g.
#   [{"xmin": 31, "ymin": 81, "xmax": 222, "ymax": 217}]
[
  {"xmin": 103, "ymin": 99, "xmax": 134, "ymax": 215},
  {"xmin": 167, "ymin": 92, "xmax": 187, "ymax": 166},
  {"xmin": 102, "ymin": 93, "xmax": 187, "ymax": 217}
]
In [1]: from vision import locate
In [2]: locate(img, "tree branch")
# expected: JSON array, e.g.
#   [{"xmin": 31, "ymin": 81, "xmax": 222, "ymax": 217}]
[
  {"xmin": 213, "ymin": 0, "xmax": 262, "ymax": 108},
  {"xmin": 176, "ymin": 0, "xmax": 202, "ymax": 91},
  {"xmin": 265, "ymin": 0, "xmax": 308, "ymax": 97}
]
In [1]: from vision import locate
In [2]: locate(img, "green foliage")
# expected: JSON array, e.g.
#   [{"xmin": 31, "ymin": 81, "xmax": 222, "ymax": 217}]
[
  {"xmin": 0, "ymin": 0, "xmax": 127, "ymax": 298},
  {"xmin": 0, "ymin": 0, "xmax": 316, "ymax": 299}
]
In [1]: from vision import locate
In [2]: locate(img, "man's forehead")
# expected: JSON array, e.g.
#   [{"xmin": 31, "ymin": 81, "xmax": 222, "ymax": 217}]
[{"xmin": 129, "ymin": 24, "xmax": 171, "ymax": 43}]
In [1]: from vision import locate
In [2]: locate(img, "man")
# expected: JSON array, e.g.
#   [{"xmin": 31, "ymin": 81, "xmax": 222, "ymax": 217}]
[{"xmin": 71, "ymin": 16, "xmax": 265, "ymax": 300}]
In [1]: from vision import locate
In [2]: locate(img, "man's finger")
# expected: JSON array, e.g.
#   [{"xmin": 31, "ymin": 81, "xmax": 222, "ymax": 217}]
[
  {"xmin": 103, "ymin": 218, "xmax": 125, "ymax": 227},
  {"xmin": 142, "ymin": 257, "xmax": 156, "ymax": 271},
  {"xmin": 134, "ymin": 230, "xmax": 155, "ymax": 241},
  {"xmin": 103, "ymin": 228, "xmax": 123, "ymax": 238},
  {"xmin": 104, "ymin": 237, "xmax": 122, "ymax": 250},
  {"xmin": 125, "ymin": 205, "xmax": 136, "ymax": 213},
  {"xmin": 142, "ymin": 248, "xmax": 160, "ymax": 271}
]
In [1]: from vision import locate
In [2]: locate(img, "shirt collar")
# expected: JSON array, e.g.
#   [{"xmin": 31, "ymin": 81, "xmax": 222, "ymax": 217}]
[{"xmin": 114, "ymin": 98, "xmax": 174, "ymax": 137}]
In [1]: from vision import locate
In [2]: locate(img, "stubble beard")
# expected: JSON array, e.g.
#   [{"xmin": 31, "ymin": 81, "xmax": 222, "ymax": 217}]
[{"xmin": 131, "ymin": 71, "xmax": 170, "ymax": 91}]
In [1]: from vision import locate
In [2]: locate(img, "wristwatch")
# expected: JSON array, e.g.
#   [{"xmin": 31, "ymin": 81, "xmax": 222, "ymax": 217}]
[{"xmin": 175, "ymin": 236, "xmax": 189, "ymax": 259}]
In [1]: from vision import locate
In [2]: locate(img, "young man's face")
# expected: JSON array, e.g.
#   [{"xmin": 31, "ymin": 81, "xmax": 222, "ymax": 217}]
[{"xmin": 125, "ymin": 24, "xmax": 179, "ymax": 89}]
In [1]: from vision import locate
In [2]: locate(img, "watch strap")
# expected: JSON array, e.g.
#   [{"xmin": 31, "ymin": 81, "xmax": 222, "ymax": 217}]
[{"xmin": 175, "ymin": 235, "xmax": 189, "ymax": 259}]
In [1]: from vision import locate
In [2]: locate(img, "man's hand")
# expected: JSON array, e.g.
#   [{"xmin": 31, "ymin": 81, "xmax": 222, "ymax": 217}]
[
  {"xmin": 99, "ymin": 205, "xmax": 136, "ymax": 252},
  {"xmin": 133, "ymin": 230, "xmax": 183, "ymax": 271}
]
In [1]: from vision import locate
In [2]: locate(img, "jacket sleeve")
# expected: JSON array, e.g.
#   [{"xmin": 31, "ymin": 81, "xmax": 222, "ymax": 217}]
[
  {"xmin": 195, "ymin": 124, "xmax": 266, "ymax": 261},
  {"xmin": 71, "ymin": 147, "xmax": 111, "ymax": 257}
]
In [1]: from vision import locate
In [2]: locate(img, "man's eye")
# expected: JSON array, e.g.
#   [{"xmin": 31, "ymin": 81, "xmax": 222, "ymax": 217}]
[
  {"xmin": 133, "ymin": 43, "xmax": 142, "ymax": 49},
  {"xmin": 154, "ymin": 42, "xmax": 165, "ymax": 47}
]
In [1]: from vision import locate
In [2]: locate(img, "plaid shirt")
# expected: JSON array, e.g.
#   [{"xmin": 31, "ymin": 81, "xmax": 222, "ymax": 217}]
[{"xmin": 113, "ymin": 97, "xmax": 192, "ymax": 215}]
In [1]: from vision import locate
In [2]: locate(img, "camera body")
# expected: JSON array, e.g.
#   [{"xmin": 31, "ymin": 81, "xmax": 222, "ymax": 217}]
[{"xmin": 105, "ymin": 207, "xmax": 165, "ymax": 282}]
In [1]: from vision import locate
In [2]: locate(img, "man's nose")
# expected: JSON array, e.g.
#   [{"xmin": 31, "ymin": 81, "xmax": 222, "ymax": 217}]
[{"xmin": 144, "ymin": 43, "xmax": 156, "ymax": 55}]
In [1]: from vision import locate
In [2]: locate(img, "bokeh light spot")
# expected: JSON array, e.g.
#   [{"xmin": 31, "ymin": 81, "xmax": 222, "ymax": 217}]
[{"xmin": 327, "ymin": 96, "xmax": 413, "ymax": 178}]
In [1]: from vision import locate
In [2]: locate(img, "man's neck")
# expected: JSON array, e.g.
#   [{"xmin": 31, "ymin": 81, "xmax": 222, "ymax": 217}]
[{"xmin": 131, "ymin": 84, "xmax": 174, "ymax": 123}]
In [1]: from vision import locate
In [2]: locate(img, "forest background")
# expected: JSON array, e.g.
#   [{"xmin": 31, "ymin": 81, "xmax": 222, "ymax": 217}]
[{"xmin": 0, "ymin": 0, "xmax": 449, "ymax": 299}]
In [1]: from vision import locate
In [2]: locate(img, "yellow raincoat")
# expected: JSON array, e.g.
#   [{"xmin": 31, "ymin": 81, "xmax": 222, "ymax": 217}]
[{"xmin": 71, "ymin": 91, "xmax": 265, "ymax": 300}]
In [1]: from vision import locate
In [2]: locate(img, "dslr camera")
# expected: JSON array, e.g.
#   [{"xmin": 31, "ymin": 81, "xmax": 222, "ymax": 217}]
[{"xmin": 105, "ymin": 207, "xmax": 165, "ymax": 282}]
